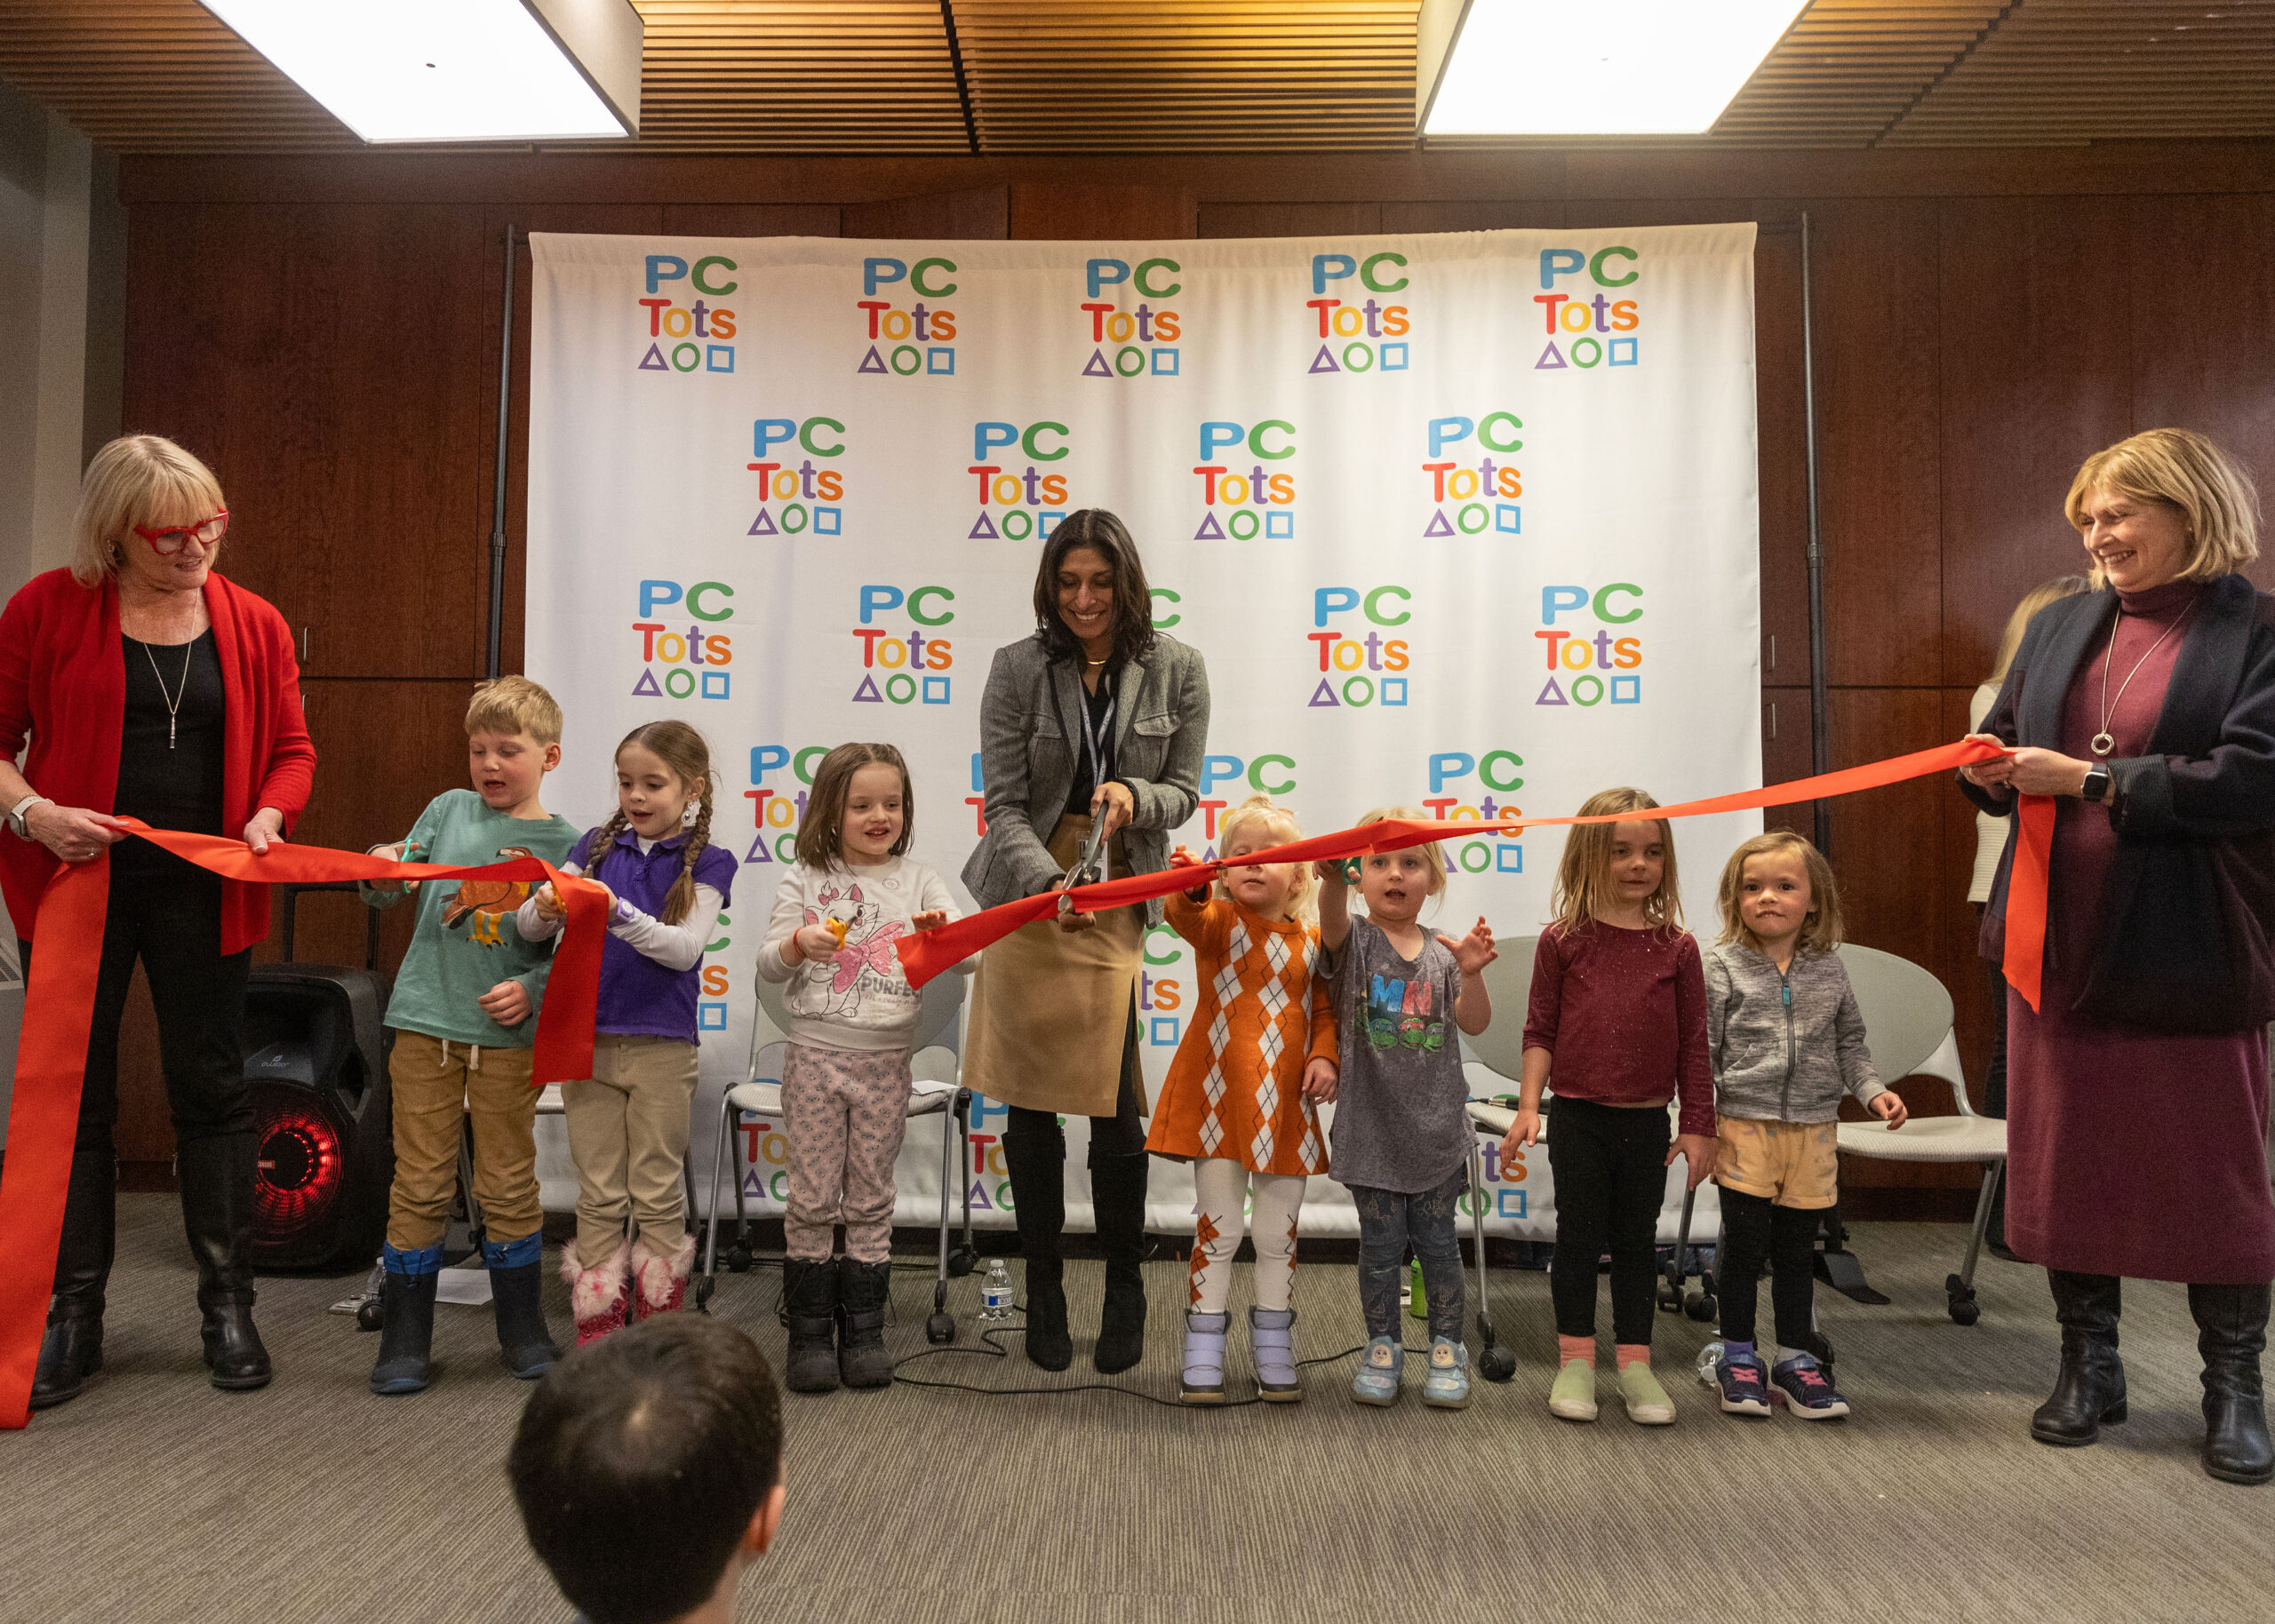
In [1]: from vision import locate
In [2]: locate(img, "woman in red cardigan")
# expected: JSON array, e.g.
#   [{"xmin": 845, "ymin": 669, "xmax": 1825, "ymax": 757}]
[{"xmin": 0, "ymin": 434, "xmax": 315, "ymax": 1409}]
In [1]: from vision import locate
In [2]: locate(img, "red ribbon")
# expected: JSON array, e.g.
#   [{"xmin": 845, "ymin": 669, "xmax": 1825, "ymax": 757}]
[
  {"xmin": 0, "ymin": 823, "xmax": 608, "ymax": 1429},
  {"xmin": 900, "ymin": 737, "xmax": 2034, "ymax": 991}
]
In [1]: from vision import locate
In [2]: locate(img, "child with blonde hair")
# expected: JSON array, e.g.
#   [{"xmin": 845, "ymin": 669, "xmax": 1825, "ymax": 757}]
[
  {"xmin": 1503, "ymin": 787, "xmax": 1716, "ymax": 1426},
  {"xmin": 519, "ymin": 720, "xmax": 736, "ymax": 1344},
  {"xmin": 1703, "ymin": 830, "xmax": 1904, "ymax": 1420},
  {"xmin": 1317, "ymin": 808, "xmax": 1497, "ymax": 1409},
  {"xmin": 1147, "ymin": 795, "xmax": 1338, "ymax": 1405}
]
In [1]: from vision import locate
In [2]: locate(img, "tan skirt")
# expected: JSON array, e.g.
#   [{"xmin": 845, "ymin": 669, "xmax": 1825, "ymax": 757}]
[{"xmin": 964, "ymin": 813, "xmax": 1145, "ymax": 1119}]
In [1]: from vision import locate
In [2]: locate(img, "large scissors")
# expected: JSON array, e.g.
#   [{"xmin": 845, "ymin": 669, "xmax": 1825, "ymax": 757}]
[{"xmin": 1056, "ymin": 816, "xmax": 1110, "ymax": 917}]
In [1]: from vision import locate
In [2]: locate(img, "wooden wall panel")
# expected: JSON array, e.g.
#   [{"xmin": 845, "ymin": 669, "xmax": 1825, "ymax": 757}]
[
  {"xmin": 1010, "ymin": 183, "xmax": 1195, "ymax": 240},
  {"xmin": 1200, "ymin": 202, "xmax": 1381, "ymax": 238},
  {"xmin": 661, "ymin": 203, "xmax": 843, "ymax": 237},
  {"xmin": 841, "ymin": 187, "xmax": 1009, "ymax": 239}
]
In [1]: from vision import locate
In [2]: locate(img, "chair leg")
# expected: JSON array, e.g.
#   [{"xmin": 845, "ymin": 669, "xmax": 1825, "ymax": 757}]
[
  {"xmin": 957, "ymin": 1091, "xmax": 975, "ymax": 1256},
  {"xmin": 1468, "ymin": 1140, "xmax": 1513, "ymax": 1381},
  {"xmin": 1959, "ymin": 1160, "xmax": 2002, "ymax": 1290},
  {"xmin": 704, "ymin": 1095, "xmax": 731, "ymax": 1280},
  {"xmin": 936, "ymin": 1102, "xmax": 954, "ymax": 1291}
]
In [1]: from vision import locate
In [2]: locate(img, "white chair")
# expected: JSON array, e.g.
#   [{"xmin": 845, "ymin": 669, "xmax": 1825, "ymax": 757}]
[
  {"xmin": 1832, "ymin": 943, "xmax": 2008, "ymax": 1325},
  {"xmin": 698, "ymin": 973, "xmax": 974, "ymax": 1340}
]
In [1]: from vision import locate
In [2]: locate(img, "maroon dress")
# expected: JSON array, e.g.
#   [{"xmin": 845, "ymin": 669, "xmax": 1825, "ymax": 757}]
[{"xmin": 2005, "ymin": 578, "xmax": 2275, "ymax": 1283}]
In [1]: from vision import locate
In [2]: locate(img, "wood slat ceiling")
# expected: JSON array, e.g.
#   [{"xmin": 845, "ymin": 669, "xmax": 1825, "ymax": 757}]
[{"xmin": 1, "ymin": 0, "xmax": 2271, "ymax": 155}]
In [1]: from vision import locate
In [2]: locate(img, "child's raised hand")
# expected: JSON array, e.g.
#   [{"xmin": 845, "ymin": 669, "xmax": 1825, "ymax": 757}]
[
  {"xmin": 791, "ymin": 921, "xmax": 842, "ymax": 961},
  {"xmin": 532, "ymin": 880, "xmax": 565, "ymax": 920},
  {"xmin": 1668, "ymin": 1132, "xmax": 1719, "ymax": 1189},
  {"xmin": 1870, "ymin": 1090, "xmax": 1911, "ymax": 1129},
  {"xmin": 911, "ymin": 909, "xmax": 948, "ymax": 933},
  {"xmin": 1313, "ymin": 857, "xmax": 1347, "ymax": 885},
  {"xmin": 1301, "ymin": 1057, "xmax": 1338, "ymax": 1103},
  {"xmin": 1439, "ymin": 916, "xmax": 1497, "ymax": 974},
  {"xmin": 1168, "ymin": 845, "xmax": 1200, "ymax": 870},
  {"xmin": 1497, "ymin": 1107, "xmax": 1542, "ymax": 1168},
  {"xmin": 477, "ymin": 979, "xmax": 531, "ymax": 1026}
]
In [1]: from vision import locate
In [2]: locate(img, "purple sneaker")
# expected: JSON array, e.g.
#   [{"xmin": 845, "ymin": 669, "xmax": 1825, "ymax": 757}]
[
  {"xmin": 1771, "ymin": 1352, "xmax": 1850, "ymax": 1420},
  {"xmin": 1713, "ymin": 1349, "xmax": 1771, "ymax": 1417}
]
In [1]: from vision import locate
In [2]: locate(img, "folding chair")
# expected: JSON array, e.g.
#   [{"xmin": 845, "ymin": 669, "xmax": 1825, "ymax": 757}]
[
  {"xmin": 699, "ymin": 974, "xmax": 976, "ymax": 1340},
  {"xmin": 1451, "ymin": 937, "xmax": 1542, "ymax": 1384}
]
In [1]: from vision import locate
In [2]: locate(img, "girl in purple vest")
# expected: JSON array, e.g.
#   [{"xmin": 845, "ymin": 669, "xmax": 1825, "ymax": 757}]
[{"xmin": 521, "ymin": 720, "xmax": 736, "ymax": 1343}]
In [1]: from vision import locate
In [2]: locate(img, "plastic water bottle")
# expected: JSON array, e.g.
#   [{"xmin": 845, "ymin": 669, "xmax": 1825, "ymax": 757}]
[
  {"xmin": 1408, "ymin": 1257, "xmax": 1428, "ymax": 1320},
  {"xmin": 979, "ymin": 1258, "xmax": 1014, "ymax": 1323}
]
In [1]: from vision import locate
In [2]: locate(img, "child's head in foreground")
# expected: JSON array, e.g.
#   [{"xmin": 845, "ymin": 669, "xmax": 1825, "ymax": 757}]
[
  {"xmin": 509, "ymin": 1314, "xmax": 786, "ymax": 1624},
  {"xmin": 466, "ymin": 675, "xmax": 563, "ymax": 814}
]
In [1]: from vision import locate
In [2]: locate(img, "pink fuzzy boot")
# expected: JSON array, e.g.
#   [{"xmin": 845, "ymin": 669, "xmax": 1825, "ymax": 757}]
[
  {"xmin": 562, "ymin": 1238, "xmax": 630, "ymax": 1345},
  {"xmin": 632, "ymin": 1232, "xmax": 696, "ymax": 1322}
]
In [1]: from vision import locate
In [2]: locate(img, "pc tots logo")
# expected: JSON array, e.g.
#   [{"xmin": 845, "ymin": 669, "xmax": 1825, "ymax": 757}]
[
  {"xmin": 629, "ymin": 579, "xmax": 734, "ymax": 702},
  {"xmin": 1532, "ymin": 246, "xmax": 1642, "ymax": 372},
  {"xmin": 1190, "ymin": 418, "xmax": 1295, "ymax": 544},
  {"xmin": 636, "ymin": 253, "xmax": 739, "ymax": 374},
  {"xmin": 745, "ymin": 416, "xmax": 849, "ymax": 539},
  {"xmin": 1420, "ymin": 750, "xmax": 1525, "ymax": 877},
  {"xmin": 854, "ymin": 255, "xmax": 960, "ymax": 377},
  {"xmin": 1536, "ymin": 583, "xmax": 1644, "ymax": 708},
  {"xmin": 1419, "ymin": 413, "xmax": 1524, "ymax": 541},
  {"xmin": 965, "ymin": 420, "xmax": 1071, "ymax": 543},
  {"xmin": 850, "ymin": 584, "xmax": 954, "ymax": 708},
  {"xmin": 1077, "ymin": 257, "xmax": 1183, "ymax": 378},
  {"xmin": 741, "ymin": 744, "xmax": 829, "ymax": 867},
  {"xmin": 1302, "ymin": 251, "xmax": 1410, "ymax": 376},
  {"xmin": 1305, "ymin": 585, "xmax": 1410, "ymax": 711}
]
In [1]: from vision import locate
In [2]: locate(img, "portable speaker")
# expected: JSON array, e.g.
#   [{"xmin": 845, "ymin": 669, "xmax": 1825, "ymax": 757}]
[{"xmin": 244, "ymin": 886, "xmax": 395, "ymax": 1270}]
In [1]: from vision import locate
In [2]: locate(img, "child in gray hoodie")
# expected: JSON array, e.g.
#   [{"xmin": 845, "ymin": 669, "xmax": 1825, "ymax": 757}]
[{"xmin": 1704, "ymin": 832, "xmax": 1907, "ymax": 1420}]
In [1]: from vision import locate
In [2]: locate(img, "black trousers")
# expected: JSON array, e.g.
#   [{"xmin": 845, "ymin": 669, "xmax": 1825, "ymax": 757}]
[
  {"xmin": 21, "ymin": 860, "xmax": 255, "ymax": 1305},
  {"xmin": 1717, "ymin": 1188, "xmax": 1818, "ymax": 1347},
  {"xmin": 1547, "ymin": 1095, "xmax": 1668, "ymax": 1345}
]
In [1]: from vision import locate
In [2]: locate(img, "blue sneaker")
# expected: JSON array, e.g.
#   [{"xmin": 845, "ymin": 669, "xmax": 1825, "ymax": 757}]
[
  {"xmin": 1422, "ymin": 1338, "xmax": 1472, "ymax": 1408},
  {"xmin": 1771, "ymin": 1352, "xmax": 1850, "ymax": 1420},
  {"xmin": 1351, "ymin": 1335, "xmax": 1403, "ymax": 1405},
  {"xmin": 1712, "ymin": 1349, "xmax": 1771, "ymax": 1417}
]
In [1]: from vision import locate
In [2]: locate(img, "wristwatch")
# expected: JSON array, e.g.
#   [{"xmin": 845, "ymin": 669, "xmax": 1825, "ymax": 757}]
[
  {"xmin": 6, "ymin": 793, "xmax": 44, "ymax": 839},
  {"xmin": 2080, "ymin": 765, "xmax": 2112, "ymax": 804}
]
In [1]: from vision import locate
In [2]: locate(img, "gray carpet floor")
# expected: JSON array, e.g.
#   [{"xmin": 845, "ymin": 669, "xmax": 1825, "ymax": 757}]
[{"xmin": 0, "ymin": 1196, "xmax": 2266, "ymax": 1624}]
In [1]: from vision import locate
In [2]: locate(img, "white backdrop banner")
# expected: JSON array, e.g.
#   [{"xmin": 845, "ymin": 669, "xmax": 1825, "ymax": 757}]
[{"xmin": 526, "ymin": 225, "xmax": 1760, "ymax": 1244}]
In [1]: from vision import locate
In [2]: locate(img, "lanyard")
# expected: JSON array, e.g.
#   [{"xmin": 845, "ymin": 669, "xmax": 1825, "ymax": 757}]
[{"xmin": 1075, "ymin": 668, "xmax": 1116, "ymax": 792}]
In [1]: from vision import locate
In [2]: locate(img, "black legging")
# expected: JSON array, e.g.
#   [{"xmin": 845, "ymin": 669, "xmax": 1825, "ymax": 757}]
[
  {"xmin": 1717, "ymin": 1188, "xmax": 1818, "ymax": 1347},
  {"xmin": 1547, "ymin": 1095, "xmax": 1668, "ymax": 1345}
]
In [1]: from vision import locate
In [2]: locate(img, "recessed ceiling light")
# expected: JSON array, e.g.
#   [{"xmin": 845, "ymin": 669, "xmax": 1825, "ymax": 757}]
[
  {"xmin": 1421, "ymin": 0, "xmax": 1810, "ymax": 137},
  {"xmin": 202, "ymin": 0, "xmax": 643, "ymax": 143}
]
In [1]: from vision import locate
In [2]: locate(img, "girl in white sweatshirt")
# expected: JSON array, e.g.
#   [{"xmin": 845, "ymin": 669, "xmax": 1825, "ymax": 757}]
[{"xmin": 755, "ymin": 743, "xmax": 970, "ymax": 1394}]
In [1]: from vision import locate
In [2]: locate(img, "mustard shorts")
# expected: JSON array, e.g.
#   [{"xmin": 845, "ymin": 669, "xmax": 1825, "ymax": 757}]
[{"xmin": 1715, "ymin": 1117, "xmax": 1840, "ymax": 1209}]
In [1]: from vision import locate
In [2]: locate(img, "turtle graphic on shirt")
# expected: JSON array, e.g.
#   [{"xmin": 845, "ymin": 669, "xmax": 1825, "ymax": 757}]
[{"xmin": 443, "ymin": 846, "xmax": 536, "ymax": 947}]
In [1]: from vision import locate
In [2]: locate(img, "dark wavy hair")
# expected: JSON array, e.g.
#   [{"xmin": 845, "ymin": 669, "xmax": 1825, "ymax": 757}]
[{"xmin": 1029, "ymin": 508, "xmax": 1158, "ymax": 667}]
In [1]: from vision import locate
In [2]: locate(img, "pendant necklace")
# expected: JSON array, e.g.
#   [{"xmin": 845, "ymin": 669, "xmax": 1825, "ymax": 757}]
[
  {"xmin": 144, "ymin": 638, "xmax": 195, "ymax": 749},
  {"xmin": 2092, "ymin": 601, "xmax": 2195, "ymax": 757}
]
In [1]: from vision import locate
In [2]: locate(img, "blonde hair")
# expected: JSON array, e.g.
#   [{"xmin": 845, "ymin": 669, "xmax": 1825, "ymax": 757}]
[
  {"xmin": 1215, "ymin": 794, "xmax": 1315, "ymax": 921},
  {"xmin": 467, "ymin": 675, "xmax": 563, "ymax": 746},
  {"xmin": 70, "ymin": 434, "xmax": 227, "ymax": 586},
  {"xmin": 795, "ymin": 743, "xmax": 914, "ymax": 870},
  {"xmin": 2064, "ymin": 428, "xmax": 2261, "ymax": 589},
  {"xmin": 1990, "ymin": 574, "xmax": 2090, "ymax": 684},
  {"xmin": 585, "ymin": 721, "xmax": 716, "ymax": 927},
  {"xmin": 1552, "ymin": 787, "xmax": 1682, "ymax": 935},
  {"xmin": 1715, "ymin": 831, "xmax": 1843, "ymax": 958},
  {"xmin": 1354, "ymin": 806, "xmax": 1449, "ymax": 895}
]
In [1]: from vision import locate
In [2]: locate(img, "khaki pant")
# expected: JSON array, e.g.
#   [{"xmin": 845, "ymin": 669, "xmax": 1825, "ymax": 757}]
[
  {"xmin": 1716, "ymin": 1117, "xmax": 1840, "ymax": 1209},
  {"xmin": 387, "ymin": 1028, "xmax": 541, "ymax": 1250},
  {"xmin": 563, "ymin": 1033, "xmax": 699, "ymax": 1260}
]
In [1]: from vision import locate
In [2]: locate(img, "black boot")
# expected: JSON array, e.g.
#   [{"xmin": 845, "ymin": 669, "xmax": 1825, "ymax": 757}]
[
  {"xmin": 837, "ymin": 1257, "xmax": 895, "ymax": 1389},
  {"xmin": 371, "ymin": 1245, "xmax": 442, "ymax": 1395},
  {"xmin": 485, "ymin": 1236, "xmax": 560, "ymax": 1380},
  {"xmin": 180, "ymin": 1132, "xmax": 270, "ymax": 1391},
  {"xmin": 1005, "ymin": 1132, "xmax": 1071, "ymax": 1371},
  {"xmin": 1090, "ymin": 1150, "xmax": 1150, "ymax": 1375},
  {"xmin": 2191, "ymin": 1283, "xmax": 2273, "ymax": 1486},
  {"xmin": 782, "ymin": 1258, "xmax": 840, "ymax": 1394},
  {"xmin": 2032, "ymin": 1269, "xmax": 2126, "ymax": 1446},
  {"xmin": 30, "ymin": 1149, "xmax": 116, "ymax": 1410}
]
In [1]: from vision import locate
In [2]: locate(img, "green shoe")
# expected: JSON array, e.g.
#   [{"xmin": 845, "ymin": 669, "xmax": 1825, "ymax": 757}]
[
  {"xmin": 1549, "ymin": 1358, "xmax": 1598, "ymax": 1421},
  {"xmin": 1618, "ymin": 1360, "xmax": 1677, "ymax": 1425}
]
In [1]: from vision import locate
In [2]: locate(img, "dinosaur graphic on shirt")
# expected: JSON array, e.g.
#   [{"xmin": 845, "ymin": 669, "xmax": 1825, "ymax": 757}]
[{"xmin": 443, "ymin": 846, "xmax": 536, "ymax": 948}]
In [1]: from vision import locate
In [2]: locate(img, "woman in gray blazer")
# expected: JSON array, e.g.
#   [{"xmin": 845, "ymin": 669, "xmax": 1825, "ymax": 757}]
[{"xmin": 962, "ymin": 510, "xmax": 1209, "ymax": 1374}]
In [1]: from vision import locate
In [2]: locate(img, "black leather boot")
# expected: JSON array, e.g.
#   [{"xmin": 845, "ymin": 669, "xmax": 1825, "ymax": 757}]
[
  {"xmin": 2032, "ymin": 1269, "xmax": 2126, "ymax": 1446},
  {"xmin": 180, "ymin": 1132, "xmax": 270, "ymax": 1390},
  {"xmin": 485, "ymin": 1235, "xmax": 560, "ymax": 1381},
  {"xmin": 782, "ymin": 1258, "xmax": 840, "ymax": 1394},
  {"xmin": 837, "ymin": 1256, "xmax": 895, "ymax": 1390},
  {"xmin": 30, "ymin": 1149, "xmax": 117, "ymax": 1410},
  {"xmin": 1004, "ymin": 1131, "xmax": 1071, "ymax": 1371},
  {"xmin": 370, "ymin": 1246, "xmax": 442, "ymax": 1397},
  {"xmin": 2190, "ymin": 1283, "xmax": 2273, "ymax": 1486},
  {"xmin": 1090, "ymin": 1150, "xmax": 1150, "ymax": 1376}
]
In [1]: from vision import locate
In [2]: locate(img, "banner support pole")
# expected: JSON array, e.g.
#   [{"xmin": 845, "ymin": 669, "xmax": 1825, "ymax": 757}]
[
  {"xmin": 487, "ymin": 222, "xmax": 517, "ymax": 682},
  {"xmin": 1800, "ymin": 210, "xmax": 1832, "ymax": 856}
]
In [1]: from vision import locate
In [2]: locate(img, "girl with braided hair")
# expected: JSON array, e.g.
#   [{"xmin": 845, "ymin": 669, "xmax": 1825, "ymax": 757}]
[{"xmin": 520, "ymin": 720, "xmax": 736, "ymax": 1341}]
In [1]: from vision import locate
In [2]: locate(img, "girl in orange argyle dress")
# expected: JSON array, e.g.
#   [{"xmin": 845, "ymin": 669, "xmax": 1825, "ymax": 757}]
[{"xmin": 1146, "ymin": 795, "xmax": 1338, "ymax": 1405}]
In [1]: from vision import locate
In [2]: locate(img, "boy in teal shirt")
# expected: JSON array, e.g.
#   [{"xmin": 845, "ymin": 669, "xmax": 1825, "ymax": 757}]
[{"xmin": 360, "ymin": 676, "xmax": 581, "ymax": 1396}]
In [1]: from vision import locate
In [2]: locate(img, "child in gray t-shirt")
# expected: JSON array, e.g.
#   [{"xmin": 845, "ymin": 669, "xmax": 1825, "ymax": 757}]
[{"xmin": 1316, "ymin": 809, "xmax": 1497, "ymax": 1411}]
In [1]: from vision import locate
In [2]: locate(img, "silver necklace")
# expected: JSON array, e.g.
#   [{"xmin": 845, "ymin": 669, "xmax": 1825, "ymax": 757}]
[
  {"xmin": 2092, "ymin": 601, "xmax": 2195, "ymax": 757},
  {"xmin": 142, "ymin": 637, "xmax": 195, "ymax": 749}
]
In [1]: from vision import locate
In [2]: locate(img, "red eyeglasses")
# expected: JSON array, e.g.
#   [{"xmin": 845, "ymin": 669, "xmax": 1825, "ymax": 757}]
[{"xmin": 132, "ymin": 510, "xmax": 229, "ymax": 555}]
